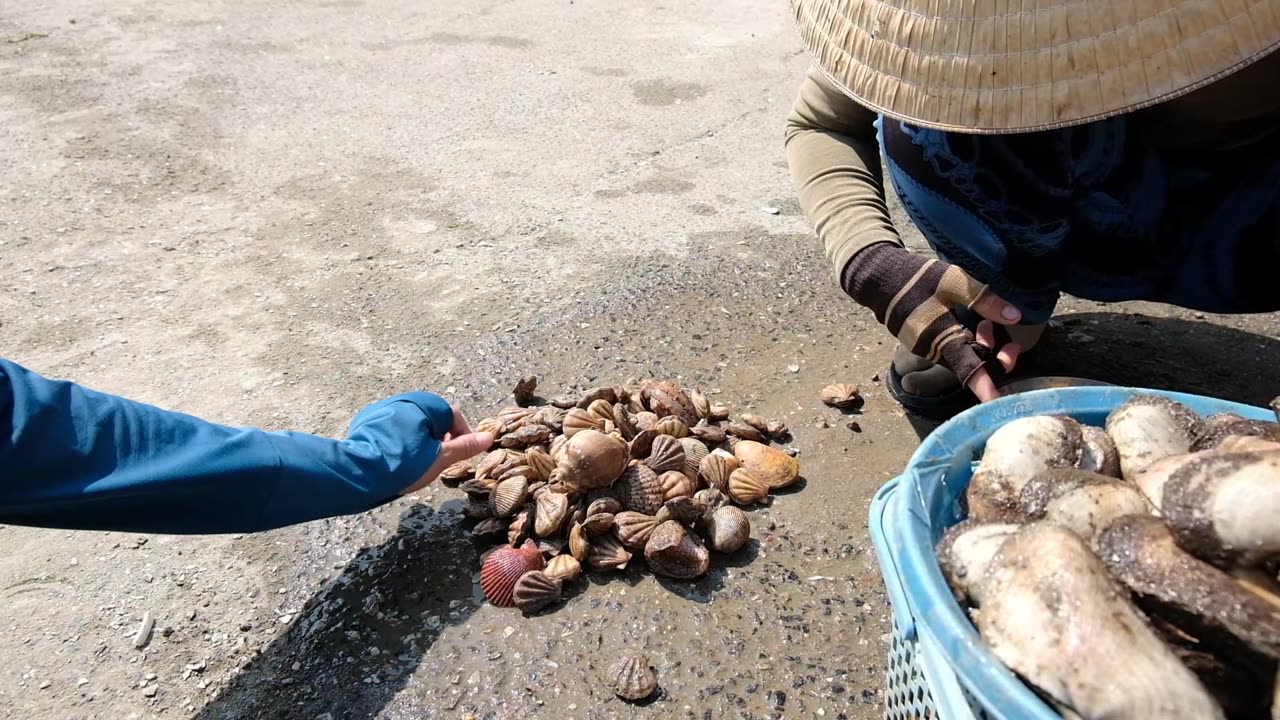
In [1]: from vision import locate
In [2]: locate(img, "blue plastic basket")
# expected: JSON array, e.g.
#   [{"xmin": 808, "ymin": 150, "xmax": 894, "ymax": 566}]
[{"xmin": 870, "ymin": 386, "xmax": 1277, "ymax": 720}]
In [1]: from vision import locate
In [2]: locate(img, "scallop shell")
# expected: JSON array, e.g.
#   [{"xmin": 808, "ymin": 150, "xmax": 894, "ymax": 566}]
[
  {"xmin": 616, "ymin": 463, "xmax": 665, "ymax": 515},
  {"xmin": 508, "ymin": 507, "xmax": 533, "ymax": 545},
  {"xmin": 699, "ymin": 452, "xmax": 740, "ymax": 494},
  {"xmin": 654, "ymin": 416, "xmax": 690, "ymax": 439},
  {"xmin": 545, "ymin": 554, "xmax": 582, "ymax": 583},
  {"xmin": 725, "ymin": 421, "xmax": 766, "ymax": 442},
  {"xmin": 707, "ymin": 505, "xmax": 750, "ymax": 553},
  {"xmin": 819, "ymin": 383, "xmax": 861, "ymax": 408},
  {"xmin": 488, "ymin": 477, "xmax": 529, "ymax": 518},
  {"xmin": 534, "ymin": 492, "xmax": 571, "ymax": 537},
  {"xmin": 582, "ymin": 512, "xmax": 616, "ymax": 535},
  {"xmin": 525, "ymin": 446, "xmax": 557, "ymax": 483},
  {"xmin": 691, "ymin": 423, "xmax": 728, "ymax": 444},
  {"xmin": 535, "ymin": 406, "xmax": 567, "ymax": 432},
  {"xmin": 557, "ymin": 429, "xmax": 630, "ymax": 491},
  {"xmin": 586, "ymin": 399, "xmax": 615, "ymax": 422},
  {"xmin": 610, "ymin": 650, "xmax": 658, "ymax": 701},
  {"xmin": 644, "ymin": 520, "xmax": 710, "ymax": 579},
  {"xmin": 659, "ymin": 471, "xmax": 696, "ymax": 502},
  {"xmin": 480, "ymin": 540, "xmax": 546, "ymax": 607},
  {"xmin": 634, "ymin": 412, "xmax": 659, "ymax": 432},
  {"xmin": 678, "ymin": 437, "xmax": 709, "ymax": 480},
  {"xmin": 688, "ymin": 388, "xmax": 711, "ymax": 419},
  {"xmin": 733, "ymin": 440, "xmax": 800, "ymax": 489},
  {"xmin": 614, "ymin": 511, "xmax": 663, "ymax": 550},
  {"xmin": 728, "ymin": 467, "xmax": 769, "ymax": 505},
  {"xmin": 569, "ymin": 522, "xmax": 590, "ymax": 563},
  {"xmin": 439, "ymin": 460, "xmax": 475, "ymax": 483},
  {"xmin": 513, "ymin": 570, "xmax": 562, "ymax": 614},
  {"xmin": 563, "ymin": 408, "xmax": 602, "ymax": 438},
  {"xmin": 550, "ymin": 434, "xmax": 569, "ymax": 462},
  {"xmin": 645, "ymin": 435, "xmax": 686, "ymax": 474},
  {"xmin": 476, "ymin": 449, "xmax": 512, "ymax": 479},
  {"xmin": 645, "ymin": 380, "xmax": 699, "ymax": 426},
  {"xmin": 586, "ymin": 534, "xmax": 632, "ymax": 572},
  {"xmin": 476, "ymin": 417, "xmax": 505, "ymax": 437},
  {"xmin": 587, "ymin": 497, "xmax": 623, "ymax": 516},
  {"xmin": 499, "ymin": 424, "xmax": 553, "ymax": 449},
  {"xmin": 629, "ymin": 429, "xmax": 659, "ymax": 460}
]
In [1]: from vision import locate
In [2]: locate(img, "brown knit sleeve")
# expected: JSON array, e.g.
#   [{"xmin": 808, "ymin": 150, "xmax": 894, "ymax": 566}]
[{"xmin": 784, "ymin": 65, "xmax": 904, "ymax": 281}]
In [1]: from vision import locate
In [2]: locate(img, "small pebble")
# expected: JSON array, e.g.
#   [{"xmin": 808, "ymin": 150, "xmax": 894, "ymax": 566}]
[
  {"xmin": 761, "ymin": 206, "xmax": 780, "ymax": 215},
  {"xmin": 142, "ymin": 686, "xmax": 157, "ymax": 698},
  {"xmin": 239, "ymin": 623, "xmax": 252, "ymax": 632},
  {"xmin": 846, "ymin": 420, "xmax": 861, "ymax": 432},
  {"xmin": 77, "ymin": 678, "xmax": 89, "ymax": 687},
  {"xmin": 38, "ymin": 680, "xmax": 50, "ymax": 690},
  {"xmin": 787, "ymin": 365, "xmax": 800, "ymax": 373}
]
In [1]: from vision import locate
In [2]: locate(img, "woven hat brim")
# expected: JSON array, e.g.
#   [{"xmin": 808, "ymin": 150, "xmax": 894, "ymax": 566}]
[{"xmin": 789, "ymin": 0, "xmax": 1280, "ymax": 134}]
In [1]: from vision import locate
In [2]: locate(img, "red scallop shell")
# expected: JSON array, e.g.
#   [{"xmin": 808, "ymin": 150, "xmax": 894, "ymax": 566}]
[{"xmin": 480, "ymin": 539, "xmax": 546, "ymax": 607}]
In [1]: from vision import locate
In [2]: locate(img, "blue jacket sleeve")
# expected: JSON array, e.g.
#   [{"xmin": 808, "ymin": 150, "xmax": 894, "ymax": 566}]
[{"xmin": 0, "ymin": 358, "xmax": 455, "ymax": 535}]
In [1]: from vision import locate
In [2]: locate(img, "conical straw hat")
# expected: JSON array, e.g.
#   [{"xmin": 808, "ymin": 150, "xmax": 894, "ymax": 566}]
[{"xmin": 788, "ymin": 0, "xmax": 1280, "ymax": 134}]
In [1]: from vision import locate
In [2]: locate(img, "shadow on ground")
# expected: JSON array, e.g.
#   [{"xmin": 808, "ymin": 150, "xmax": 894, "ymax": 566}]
[
  {"xmin": 191, "ymin": 501, "xmax": 478, "ymax": 720},
  {"xmin": 905, "ymin": 311, "xmax": 1280, "ymax": 439}
]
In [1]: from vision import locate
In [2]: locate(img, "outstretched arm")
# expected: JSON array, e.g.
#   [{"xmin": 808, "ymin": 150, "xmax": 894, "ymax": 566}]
[{"xmin": 0, "ymin": 358, "xmax": 476, "ymax": 535}]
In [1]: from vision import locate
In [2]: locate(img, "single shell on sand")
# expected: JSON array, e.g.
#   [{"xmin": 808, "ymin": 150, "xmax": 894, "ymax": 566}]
[
  {"xmin": 610, "ymin": 650, "xmax": 659, "ymax": 701},
  {"xmin": 820, "ymin": 383, "xmax": 861, "ymax": 408},
  {"xmin": 513, "ymin": 570, "xmax": 562, "ymax": 614},
  {"xmin": 644, "ymin": 521, "xmax": 710, "ymax": 579},
  {"xmin": 480, "ymin": 540, "xmax": 546, "ymax": 607}
]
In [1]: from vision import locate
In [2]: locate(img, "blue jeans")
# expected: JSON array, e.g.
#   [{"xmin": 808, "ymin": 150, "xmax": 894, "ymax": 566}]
[{"xmin": 876, "ymin": 114, "xmax": 1280, "ymax": 325}]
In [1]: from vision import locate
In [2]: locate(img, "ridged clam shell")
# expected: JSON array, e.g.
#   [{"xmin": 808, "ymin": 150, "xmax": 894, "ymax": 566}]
[
  {"xmin": 654, "ymin": 416, "xmax": 690, "ymax": 438},
  {"xmin": 563, "ymin": 408, "xmax": 602, "ymax": 438},
  {"xmin": 614, "ymin": 511, "xmax": 662, "ymax": 550},
  {"xmin": 513, "ymin": 570, "xmax": 562, "ymax": 614},
  {"xmin": 707, "ymin": 505, "xmax": 750, "ymax": 553},
  {"xmin": 616, "ymin": 463, "xmax": 665, "ymax": 515},
  {"xmin": 525, "ymin": 446, "xmax": 557, "ymax": 483},
  {"xmin": 586, "ymin": 534, "xmax": 632, "ymax": 572},
  {"xmin": 569, "ymin": 522, "xmax": 589, "ymax": 563},
  {"xmin": 645, "ymin": 435, "xmax": 686, "ymax": 474},
  {"xmin": 582, "ymin": 512, "xmax": 615, "ymax": 535},
  {"xmin": 587, "ymin": 497, "xmax": 623, "ymax": 516},
  {"xmin": 728, "ymin": 467, "xmax": 769, "ymax": 505},
  {"xmin": 659, "ymin": 471, "xmax": 696, "ymax": 502},
  {"xmin": 678, "ymin": 437, "xmax": 709, "ymax": 480},
  {"xmin": 699, "ymin": 452, "xmax": 739, "ymax": 494},
  {"xmin": 545, "ymin": 554, "xmax": 582, "ymax": 583},
  {"xmin": 480, "ymin": 540, "xmax": 545, "ymax": 607},
  {"xmin": 534, "ymin": 492, "xmax": 571, "ymax": 537},
  {"xmin": 586, "ymin": 399, "xmax": 615, "ymax": 422},
  {"xmin": 488, "ymin": 477, "xmax": 529, "ymax": 518},
  {"xmin": 610, "ymin": 650, "xmax": 658, "ymax": 701},
  {"xmin": 644, "ymin": 520, "xmax": 710, "ymax": 579}
]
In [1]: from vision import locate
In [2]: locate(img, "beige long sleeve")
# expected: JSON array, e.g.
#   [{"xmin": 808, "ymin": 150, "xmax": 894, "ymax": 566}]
[{"xmin": 784, "ymin": 65, "xmax": 903, "ymax": 281}]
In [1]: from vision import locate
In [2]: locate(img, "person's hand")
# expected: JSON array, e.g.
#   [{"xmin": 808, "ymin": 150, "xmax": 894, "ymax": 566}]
[
  {"xmin": 400, "ymin": 406, "xmax": 494, "ymax": 495},
  {"xmin": 841, "ymin": 242, "xmax": 1022, "ymax": 402}
]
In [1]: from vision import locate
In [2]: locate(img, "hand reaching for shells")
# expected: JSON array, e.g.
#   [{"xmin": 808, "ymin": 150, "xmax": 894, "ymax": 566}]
[{"xmin": 400, "ymin": 407, "xmax": 495, "ymax": 495}]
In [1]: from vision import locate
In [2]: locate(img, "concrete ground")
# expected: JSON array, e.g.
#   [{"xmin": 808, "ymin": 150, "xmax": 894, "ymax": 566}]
[{"xmin": 3, "ymin": 2, "xmax": 1279, "ymax": 719}]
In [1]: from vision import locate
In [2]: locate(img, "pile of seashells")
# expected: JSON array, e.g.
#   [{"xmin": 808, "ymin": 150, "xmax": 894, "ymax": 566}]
[{"xmin": 438, "ymin": 378, "xmax": 802, "ymax": 615}]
